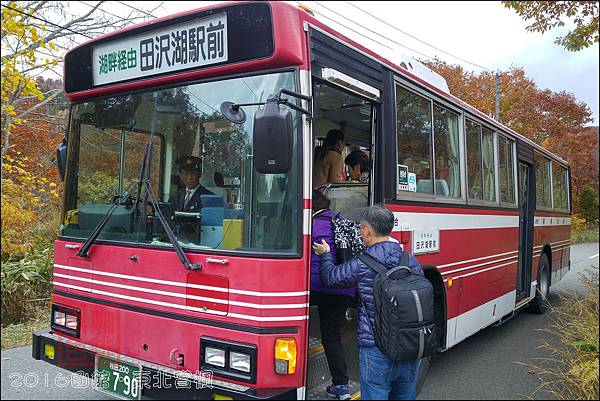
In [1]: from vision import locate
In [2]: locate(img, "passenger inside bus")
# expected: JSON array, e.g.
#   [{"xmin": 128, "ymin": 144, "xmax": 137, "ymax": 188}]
[
  {"xmin": 344, "ymin": 149, "xmax": 369, "ymax": 183},
  {"xmin": 313, "ymin": 129, "xmax": 347, "ymax": 188},
  {"xmin": 312, "ymin": 81, "xmax": 373, "ymax": 220}
]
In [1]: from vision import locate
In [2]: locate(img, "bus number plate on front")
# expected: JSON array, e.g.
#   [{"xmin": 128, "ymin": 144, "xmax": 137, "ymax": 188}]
[{"xmin": 95, "ymin": 355, "xmax": 141, "ymax": 400}]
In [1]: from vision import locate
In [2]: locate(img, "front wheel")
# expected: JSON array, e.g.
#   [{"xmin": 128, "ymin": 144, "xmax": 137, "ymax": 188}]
[{"xmin": 529, "ymin": 253, "xmax": 550, "ymax": 314}]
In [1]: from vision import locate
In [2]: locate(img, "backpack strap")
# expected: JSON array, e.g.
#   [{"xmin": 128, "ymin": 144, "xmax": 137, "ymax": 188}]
[
  {"xmin": 359, "ymin": 252, "xmax": 413, "ymax": 276},
  {"xmin": 400, "ymin": 251, "xmax": 410, "ymax": 268}
]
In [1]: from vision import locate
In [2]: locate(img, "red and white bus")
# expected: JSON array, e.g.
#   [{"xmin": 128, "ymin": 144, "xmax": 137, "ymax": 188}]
[{"xmin": 33, "ymin": 2, "xmax": 571, "ymax": 399}]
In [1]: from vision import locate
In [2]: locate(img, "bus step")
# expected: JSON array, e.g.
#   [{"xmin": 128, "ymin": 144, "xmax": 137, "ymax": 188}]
[
  {"xmin": 306, "ymin": 337, "xmax": 360, "ymax": 400},
  {"xmin": 307, "ymin": 337, "xmax": 331, "ymax": 390}
]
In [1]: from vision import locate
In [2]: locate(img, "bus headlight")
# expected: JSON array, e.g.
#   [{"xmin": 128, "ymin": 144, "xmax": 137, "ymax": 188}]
[
  {"xmin": 205, "ymin": 347, "xmax": 226, "ymax": 368},
  {"xmin": 51, "ymin": 304, "xmax": 80, "ymax": 338},
  {"xmin": 200, "ymin": 337, "xmax": 257, "ymax": 383},
  {"xmin": 274, "ymin": 338, "xmax": 296, "ymax": 375},
  {"xmin": 229, "ymin": 351, "xmax": 251, "ymax": 373}
]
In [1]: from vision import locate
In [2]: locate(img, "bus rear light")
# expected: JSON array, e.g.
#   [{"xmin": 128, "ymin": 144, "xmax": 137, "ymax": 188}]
[
  {"xmin": 51, "ymin": 304, "xmax": 80, "ymax": 338},
  {"xmin": 274, "ymin": 338, "xmax": 296, "ymax": 375}
]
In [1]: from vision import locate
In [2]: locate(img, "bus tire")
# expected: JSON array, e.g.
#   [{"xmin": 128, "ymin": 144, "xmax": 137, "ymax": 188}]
[
  {"xmin": 416, "ymin": 355, "xmax": 431, "ymax": 395},
  {"xmin": 529, "ymin": 253, "xmax": 550, "ymax": 314}
]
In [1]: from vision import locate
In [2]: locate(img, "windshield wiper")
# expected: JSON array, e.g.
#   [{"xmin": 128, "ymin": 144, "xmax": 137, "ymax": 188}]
[{"xmin": 136, "ymin": 142, "xmax": 201, "ymax": 271}]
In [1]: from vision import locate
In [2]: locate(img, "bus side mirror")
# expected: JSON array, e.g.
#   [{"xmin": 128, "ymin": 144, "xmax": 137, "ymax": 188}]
[
  {"xmin": 253, "ymin": 96, "xmax": 292, "ymax": 174},
  {"xmin": 57, "ymin": 137, "xmax": 67, "ymax": 181}
]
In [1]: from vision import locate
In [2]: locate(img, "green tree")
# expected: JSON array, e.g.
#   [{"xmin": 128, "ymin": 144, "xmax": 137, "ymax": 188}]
[
  {"xmin": 578, "ymin": 185, "xmax": 599, "ymax": 228},
  {"xmin": 503, "ymin": 1, "xmax": 599, "ymax": 51}
]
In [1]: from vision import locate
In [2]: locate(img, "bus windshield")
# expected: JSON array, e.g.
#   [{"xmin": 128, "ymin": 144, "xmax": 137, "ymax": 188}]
[{"xmin": 61, "ymin": 71, "xmax": 300, "ymax": 255}]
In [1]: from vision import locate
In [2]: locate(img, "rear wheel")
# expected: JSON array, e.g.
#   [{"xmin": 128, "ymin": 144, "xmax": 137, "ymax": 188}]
[{"xmin": 529, "ymin": 253, "xmax": 550, "ymax": 314}]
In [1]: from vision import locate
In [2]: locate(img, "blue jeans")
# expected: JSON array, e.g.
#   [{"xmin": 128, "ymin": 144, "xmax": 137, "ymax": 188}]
[{"xmin": 359, "ymin": 346, "xmax": 420, "ymax": 400}]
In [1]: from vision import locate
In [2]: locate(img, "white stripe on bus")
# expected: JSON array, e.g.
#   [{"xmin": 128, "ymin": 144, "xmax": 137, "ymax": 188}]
[
  {"xmin": 53, "ymin": 273, "xmax": 309, "ymax": 310},
  {"xmin": 52, "ymin": 281, "xmax": 309, "ymax": 322},
  {"xmin": 437, "ymin": 250, "xmax": 518, "ymax": 269},
  {"xmin": 54, "ymin": 264, "xmax": 309, "ymax": 298},
  {"xmin": 441, "ymin": 254, "xmax": 519, "ymax": 276},
  {"xmin": 443, "ymin": 259, "xmax": 517, "ymax": 281},
  {"xmin": 392, "ymin": 212, "xmax": 519, "ymax": 231}
]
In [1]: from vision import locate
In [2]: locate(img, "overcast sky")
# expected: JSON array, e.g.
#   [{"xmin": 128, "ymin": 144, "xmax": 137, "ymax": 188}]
[{"xmin": 67, "ymin": 1, "xmax": 600, "ymax": 125}]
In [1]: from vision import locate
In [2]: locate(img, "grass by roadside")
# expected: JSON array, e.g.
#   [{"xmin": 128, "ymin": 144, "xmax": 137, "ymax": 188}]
[
  {"xmin": 1, "ymin": 307, "xmax": 49, "ymax": 350},
  {"xmin": 571, "ymin": 228, "xmax": 599, "ymax": 244},
  {"xmin": 527, "ymin": 268, "xmax": 599, "ymax": 400}
]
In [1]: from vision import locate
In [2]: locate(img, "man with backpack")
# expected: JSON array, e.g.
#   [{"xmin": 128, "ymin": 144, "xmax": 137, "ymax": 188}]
[{"xmin": 312, "ymin": 205, "xmax": 434, "ymax": 400}]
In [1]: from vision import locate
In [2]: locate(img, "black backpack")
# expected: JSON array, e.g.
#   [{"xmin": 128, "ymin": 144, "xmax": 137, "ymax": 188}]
[{"xmin": 358, "ymin": 252, "xmax": 437, "ymax": 361}]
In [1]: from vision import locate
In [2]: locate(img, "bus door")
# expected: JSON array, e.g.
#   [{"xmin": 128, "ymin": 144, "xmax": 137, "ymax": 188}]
[
  {"xmin": 517, "ymin": 160, "xmax": 535, "ymax": 302},
  {"xmin": 311, "ymin": 79, "xmax": 379, "ymax": 218}
]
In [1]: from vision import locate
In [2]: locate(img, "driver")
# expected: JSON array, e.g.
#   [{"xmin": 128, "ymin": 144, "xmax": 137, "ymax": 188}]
[{"xmin": 173, "ymin": 156, "xmax": 214, "ymax": 212}]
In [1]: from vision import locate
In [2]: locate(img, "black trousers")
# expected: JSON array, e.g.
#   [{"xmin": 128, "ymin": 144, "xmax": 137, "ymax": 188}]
[{"xmin": 311, "ymin": 291, "xmax": 352, "ymax": 386}]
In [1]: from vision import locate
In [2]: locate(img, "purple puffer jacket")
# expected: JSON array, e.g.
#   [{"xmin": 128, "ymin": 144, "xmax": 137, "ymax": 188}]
[{"xmin": 310, "ymin": 210, "xmax": 356, "ymax": 298}]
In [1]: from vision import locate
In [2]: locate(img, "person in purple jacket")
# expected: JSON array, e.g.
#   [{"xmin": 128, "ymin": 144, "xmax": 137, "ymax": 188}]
[{"xmin": 310, "ymin": 190, "xmax": 355, "ymax": 400}]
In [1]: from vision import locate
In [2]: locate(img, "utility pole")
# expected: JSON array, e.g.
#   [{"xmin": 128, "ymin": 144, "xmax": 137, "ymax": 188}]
[{"xmin": 495, "ymin": 72, "xmax": 501, "ymax": 123}]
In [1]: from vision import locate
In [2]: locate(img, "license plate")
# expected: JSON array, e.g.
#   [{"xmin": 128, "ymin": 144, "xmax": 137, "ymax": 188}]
[{"xmin": 95, "ymin": 355, "xmax": 141, "ymax": 400}]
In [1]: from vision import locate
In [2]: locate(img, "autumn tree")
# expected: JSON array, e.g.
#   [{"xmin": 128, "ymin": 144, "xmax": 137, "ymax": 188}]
[
  {"xmin": 1, "ymin": 1, "xmax": 160, "ymax": 173},
  {"xmin": 1, "ymin": 1, "xmax": 161, "ymax": 258},
  {"xmin": 503, "ymin": 1, "xmax": 600, "ymax": 51}
]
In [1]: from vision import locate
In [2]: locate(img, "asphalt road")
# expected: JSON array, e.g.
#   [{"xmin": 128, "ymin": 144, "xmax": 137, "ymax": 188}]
[{"xmin": 2, "ymin": 243, "xmax": 598, "ymax": 400}]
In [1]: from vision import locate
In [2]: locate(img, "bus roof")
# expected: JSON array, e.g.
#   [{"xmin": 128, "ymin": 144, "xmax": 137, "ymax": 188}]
[{"xmin": 64, "ymin": 0, "xmax": 568, "ymax": 166}]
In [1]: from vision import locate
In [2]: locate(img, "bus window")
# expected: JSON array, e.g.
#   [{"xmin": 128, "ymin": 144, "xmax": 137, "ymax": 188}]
[
  {"xmin": 466, "ymin": 119, "xmax": 483, "ymax": 200},
  {"xmin": 433, "ymin": 104, "xmax": 461, "ymax": 198},
  {"xmin": 466, "ymin": 119, "xmax": 496, "ymax": 203},
  {"xmin": 498, "ymin": 135, "xmax": 516, "ymax": 205},
  {"xmin": 535, "ymin": 153, "xmax": 552, "ymax": 209},
  {"xmin": 552, "ymin": 162, "xmax": 569, "ymax": 211},
  {"xmin": 62, "ymin": 71, "xmax": 300, "ymax": 254},
  {"xmin": 481, "ymin": 127, "xmax": 496, "ymax": 202},
  {"xmin": 396, "ymin": 85, "xmax": 433, "ymax": 195}
]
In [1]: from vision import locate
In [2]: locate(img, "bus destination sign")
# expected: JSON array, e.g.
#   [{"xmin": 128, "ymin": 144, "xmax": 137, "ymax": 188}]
[{"xmin": 92, "ymin": 13, "xmax": 228, "ymax": 86}]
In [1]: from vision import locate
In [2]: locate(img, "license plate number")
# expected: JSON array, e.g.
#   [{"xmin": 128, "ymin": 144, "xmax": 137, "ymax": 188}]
[{"xmin": 95, "ymin": 355, "xmax": 141, "ymax": 400}]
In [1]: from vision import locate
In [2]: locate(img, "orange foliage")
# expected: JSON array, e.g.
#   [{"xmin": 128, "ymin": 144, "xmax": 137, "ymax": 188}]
[{"xmin": 1, "ymin": 77, "xmax": 65, "ymax": 258}]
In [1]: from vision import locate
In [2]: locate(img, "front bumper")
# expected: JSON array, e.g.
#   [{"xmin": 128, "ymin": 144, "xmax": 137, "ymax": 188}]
[{"xmin": 32, "ymin": 329, "xmax": 296, "ymax": 400}]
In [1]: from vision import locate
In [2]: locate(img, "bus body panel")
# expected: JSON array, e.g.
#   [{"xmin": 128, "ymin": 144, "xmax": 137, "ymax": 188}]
[{"xmin": 53, "ymin": 239, "xmax": 311, "ymax": 390}]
